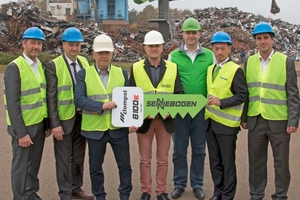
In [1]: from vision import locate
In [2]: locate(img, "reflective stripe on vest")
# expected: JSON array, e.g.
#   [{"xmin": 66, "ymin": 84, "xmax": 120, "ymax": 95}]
[
  {"xmin": 4, "ymin": 56, "xmax": 47, "ymax": 126},
  {"xmin": 82, "ymin": 65, "xmax": 125, "ymax": 131},
  {"xmin": 53, "ymin": 55, "xmax": 89, "ymax": 120},
  {"xmin": 205, "ymin": 61, "xmax": 244, "ymax": 127},
  {"xmin": 132, "ymin": 59, "xmax": 176, "ymax": 94},
  {"xmin": 246, "ymin": 52, "xmax": 288, "ymax": 120},
  {"xmin": 82, "ymin": 94, "xmax": 110, "ymax": 115}
]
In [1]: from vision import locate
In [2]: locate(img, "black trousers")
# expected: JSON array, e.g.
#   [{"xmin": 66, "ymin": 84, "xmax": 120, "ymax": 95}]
[
  {"xmin": 11, "ymin": 122, "xmax": 45, "ymax": 200},
  {"xmin": 206, "ymin": 125, "xmax": 237, "ymax": 200},
  {"xmin": 248, "ymin": 115, "xmax": 290, "ymax": 200},
  {"xmin": 87, "ymin": 132, "xmax": 132, "ymax": 200},
  {"xmin": 54, "ymin": 114, "xmax": 86, "ymax": 200}
]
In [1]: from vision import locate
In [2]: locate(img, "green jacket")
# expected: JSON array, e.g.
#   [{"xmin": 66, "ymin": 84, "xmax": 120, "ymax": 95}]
[{"xmin": 169, "ymin": 43, "xmax": 213, "ymax": 96}]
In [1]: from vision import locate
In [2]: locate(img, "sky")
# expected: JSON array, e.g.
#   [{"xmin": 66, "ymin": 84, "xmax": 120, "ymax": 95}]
[
  {"xmin": 129, "ymin": 0, "xmax": 299, "ymax": 25},
  {"xmin": 0, "ymin": 0, "xmax": 298, "ymax": 25}
]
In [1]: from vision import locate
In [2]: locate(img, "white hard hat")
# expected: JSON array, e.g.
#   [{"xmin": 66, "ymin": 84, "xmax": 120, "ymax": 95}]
[
  {"xmin": 143, "ymin": 30, "xmax": 165, "ymax": 45},
  {"xmin": 92, "ymin": 34, "xmax": 114, "ymax": 52}
]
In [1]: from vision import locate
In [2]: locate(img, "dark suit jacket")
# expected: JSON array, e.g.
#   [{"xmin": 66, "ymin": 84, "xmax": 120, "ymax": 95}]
[
  {"xmin": 129, "ymin": 59, "xmax": 184, "ymax": 134},
  {"xmin": 74, "ymin": 65, "xmax": 129, "ymax": 140},
  {"xmin": 4, "ymin": 57, "xmax": 48, "ymax": 139},
  {"xmin": 45, "ymin": 54, "xmax": 88, "ymax": 134},
  {"xmin": 206, "ymin": 62, "xmax": 248, "ymax": 135},
  {"xmin": 241, "ymin": 54, "xmax": 300, "ymax": 133}
]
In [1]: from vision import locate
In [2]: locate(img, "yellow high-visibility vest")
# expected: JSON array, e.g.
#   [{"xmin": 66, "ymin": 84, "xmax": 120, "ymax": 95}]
[
  {"xmin": 246, "ymin": 52, "xmax": 288, "ymax": 120},
  {"xmin": 4, "ymin": 56, "xmax": 47, "ymax": 126},
  {"xmin": 205, "ymin": 61, "xmax": 243, "ymax": 127},
  {"xmin": 133, "ymin": 59, "xmax": 176, "ymax": 94},
  {"xmin": 53, "ymin": 55, "xmax": 89, "ymax": 120},
  {"xmin": 82, "ymin": 65, "xmax": 125, "ymax": 131}
]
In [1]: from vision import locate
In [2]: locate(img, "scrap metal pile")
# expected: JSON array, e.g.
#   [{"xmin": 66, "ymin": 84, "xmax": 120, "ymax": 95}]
[
  {"xmin": 0, "ymin": 2, "xmax": 300, "ymax": 62},
  {"xmin": 188, "ymin": 7, "xmax": 300, "ymax": 61}
]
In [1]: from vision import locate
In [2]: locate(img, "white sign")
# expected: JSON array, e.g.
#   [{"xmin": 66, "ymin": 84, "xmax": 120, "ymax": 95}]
[{"xmin": 111, "ymin": 87, "xmax": 144, "ymax": 127}]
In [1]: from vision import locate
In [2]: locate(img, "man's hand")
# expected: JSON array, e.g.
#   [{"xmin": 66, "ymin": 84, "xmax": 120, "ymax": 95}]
[
  {"xmin": 45, "ymin": 129, "xmax": 52, "ymax": 138},
  {"xmin": 102, "ymin": 101, "xmax": 117, "ymax": 110},
  {"xmin": 163, "ymin": 113, "xmax": 171, "ymax": 120},
  {"xmin": 146, "ymin": 115, "xmax": 154, "ymax": 119},
  {"xmin": 208, "ymin": 95, "xmax": 221, "ymax": 106},
  {"xmin": 129, "ymin": 126, "xmax": 139, "ymax": 133},
  {"xmin": 287, "ymin": 126, "xmax": 297, "ymax": 134},
  {"xmin": 241, "ymin": 122, "xmax": 247, "ymax": 129},
  {"xmin": 18, "ymin": 134, "xmax": 33, "ymax": 147},
  {"xmin": 52, "ymin": 126, "xmax": 64, "ymax": 140}
]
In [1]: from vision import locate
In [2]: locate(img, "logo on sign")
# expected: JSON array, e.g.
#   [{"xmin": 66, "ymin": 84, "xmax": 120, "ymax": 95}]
[
  {"xmin": 161, "ymin": 84, "xmax": 171, "ymax": 88},
  {"xmin": 120, "ymin": 90, "xmax": 128, "ymax": 123},
  {"xmin": 133, "ymin": 95, "xmax": 139, "ymax": 120}
]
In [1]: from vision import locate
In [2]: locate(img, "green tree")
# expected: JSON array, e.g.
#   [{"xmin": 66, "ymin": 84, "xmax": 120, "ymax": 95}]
[
  {"xmin": 136, "ymin": 5, "xmax": 158, "ymax": 27},
  {"xmin": 129, "ymin": 8, "xmax": 138, "ymax": 24}
]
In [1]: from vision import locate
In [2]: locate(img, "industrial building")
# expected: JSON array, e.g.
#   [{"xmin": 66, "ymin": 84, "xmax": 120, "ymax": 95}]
[{"xmin": 47, "ymin": 0, "xmax": 128, "ymax": 22}]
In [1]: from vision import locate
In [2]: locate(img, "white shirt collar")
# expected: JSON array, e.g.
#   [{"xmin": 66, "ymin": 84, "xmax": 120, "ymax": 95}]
[
  {"xmin": 259, "ymin": 49, "xmax": 275, "ymax": 62},
  {"xmin": 184, "ymin": 44, "xmax": 200, "ymax": 53},
  {"xmin": 216, "ymin": 57, "xmax": 229, "ymax": 68},
  {"xmin": 23, "ymin": 53, "xmax": 40, "ymax": 66},
  {"xmin": 64, "ymin": 54, "xmax": 78, "ymax": 66}
]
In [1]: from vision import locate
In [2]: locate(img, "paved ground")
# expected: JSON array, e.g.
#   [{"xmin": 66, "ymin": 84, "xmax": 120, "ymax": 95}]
[{"xmin": 0, "ymin": 71, "xmax": 300, "ymax": 200}]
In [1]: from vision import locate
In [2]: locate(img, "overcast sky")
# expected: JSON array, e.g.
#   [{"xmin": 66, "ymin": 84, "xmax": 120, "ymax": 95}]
[
  {"xmin": 129, "ymin": 0, "xmax": 299, "ymax": 25},
  {"xmin": 0, "ymin": 0, "xmax": 298, "ymax": 25}
]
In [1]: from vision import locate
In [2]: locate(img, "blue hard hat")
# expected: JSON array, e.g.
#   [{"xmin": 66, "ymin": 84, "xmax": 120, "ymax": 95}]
[
  {"xmin": 210, "ymin": 31, "xmax": 232, "ymax": 45},
  {"xmin": 62, "ymin": 27, "xmax": 84, "ymax": 42},
  {"xmin": 22, "ymin": 27, "xmax": 45, "ymax": 41},
  {"xmin": 252, "ymin": 22, "xmax": 275, "ymax": 37}
]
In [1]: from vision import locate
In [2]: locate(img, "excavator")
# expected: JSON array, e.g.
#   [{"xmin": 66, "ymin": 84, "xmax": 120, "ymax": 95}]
[
  {"xmin": 133, "ymin": 0, "xmax": 280, "ymax": 44},
  {"xmin": 134, "ymin": 0, "xmax": 281, "ymax": 15}
]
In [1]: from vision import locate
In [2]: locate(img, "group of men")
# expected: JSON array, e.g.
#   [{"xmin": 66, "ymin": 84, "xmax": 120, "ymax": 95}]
[{"xmin": 4, "ymin": 16, "xmax": 299, "ymax": 200}]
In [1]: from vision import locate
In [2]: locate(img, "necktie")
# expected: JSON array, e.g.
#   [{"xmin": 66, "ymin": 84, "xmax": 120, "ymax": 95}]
[
  {"xmin": 212, "ymin": 65, "xmax": 220, "ymax": 82},
  {"xmin": 71, "ymin": 62, "xmax": 77, "ymax": 82}
]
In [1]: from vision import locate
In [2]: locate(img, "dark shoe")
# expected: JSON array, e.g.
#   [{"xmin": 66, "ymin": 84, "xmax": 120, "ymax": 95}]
[
  {"xmin": 210, "ymin": 196, "xmax": 220, "ymax": 200},
  {"xmin": 72, "ymin": 189, "xmax": 94, "ymax": 199},
  {"xmin": 193, "ymin": 188, "xmax": 205, "ymax": 200},
  {"xmin": 34, "ymin": 195, "xmax": 42, "ymax": 200},
  {"xmin": 171, "ymin": 187, "xmax": 185, "ymax": 199},
  {"xmin": 157, "ymin": 193, "xmax": 170, "ymax": 200},
  {"xmin": 140, "ymin": 192, "xmax": 151, "ymax": 200}
]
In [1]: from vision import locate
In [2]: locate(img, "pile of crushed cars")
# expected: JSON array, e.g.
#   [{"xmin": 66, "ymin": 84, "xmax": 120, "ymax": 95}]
[{"xmin": 0, "ymin": 2, "xmax": 299, "ymax": 62}]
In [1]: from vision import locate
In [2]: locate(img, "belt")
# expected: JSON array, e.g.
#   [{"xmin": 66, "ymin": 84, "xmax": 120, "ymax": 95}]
[{"xmin": 77, "ymin": 110, "xmax": 82, "ymax": 115}]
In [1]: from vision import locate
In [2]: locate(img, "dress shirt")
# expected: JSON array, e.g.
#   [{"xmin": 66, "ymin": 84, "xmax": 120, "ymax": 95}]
[
  {"xmin": 65, "ymin": 55, "xmax": 80, "ymax": 83},
  {"xmin": 259, "ymin": 49, "xmax": 274, "ymax": 74},
  {"xmin": 23, "ymin": 53, "xmax": 39, "ymax": 78},
  {"xmin": 184, "ymin": 44, "xmax": 200, "ymax": 63},
  {"xmin": 96, "ymin": 65, "xmax": 110, "ymax": 88},
  {"xmin": 215, "ymin": 57, "xmax": 230, "ymax": 71},
  {"xmin": 149, "ymin": 61, "xmax": 161, "ymax": 88}
]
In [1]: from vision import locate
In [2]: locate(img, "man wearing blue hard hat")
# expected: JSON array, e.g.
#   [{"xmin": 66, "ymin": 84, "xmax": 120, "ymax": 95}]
[
  {"xmin": 4, "ymin": 27, "xmax": 51, "ymax": 199},
  {"xmin": 241, "ymin": 22, "xmax": 300, "ymax": 200},
  {"xmin": 45, "ymin": 27, "xmax": 93, "ymax": 200},
  {"xmin": 205, "ymin": 31, "xmax": 247, "ymax": 200}
]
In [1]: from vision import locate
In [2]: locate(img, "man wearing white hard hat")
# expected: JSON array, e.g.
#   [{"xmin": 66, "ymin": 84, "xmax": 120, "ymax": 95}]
[
  {"xmin": 129, "ymin": 30, "xmax": 184, "ymax": 200},
  {"xmin": 75, "ymin": 34, "xmax": 132, "ymax": 200}
]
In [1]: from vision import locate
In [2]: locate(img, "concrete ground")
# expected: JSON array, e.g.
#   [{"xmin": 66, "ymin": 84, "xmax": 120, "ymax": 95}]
[{"xmin": 0, "ymin": 69, "xmax": 300, "ymax": 200}]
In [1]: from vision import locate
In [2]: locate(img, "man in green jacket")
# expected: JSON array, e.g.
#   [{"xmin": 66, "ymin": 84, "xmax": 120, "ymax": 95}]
[{"xmin": 169, "ymin": 17, "xmax": 214, "ymax": 200}]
